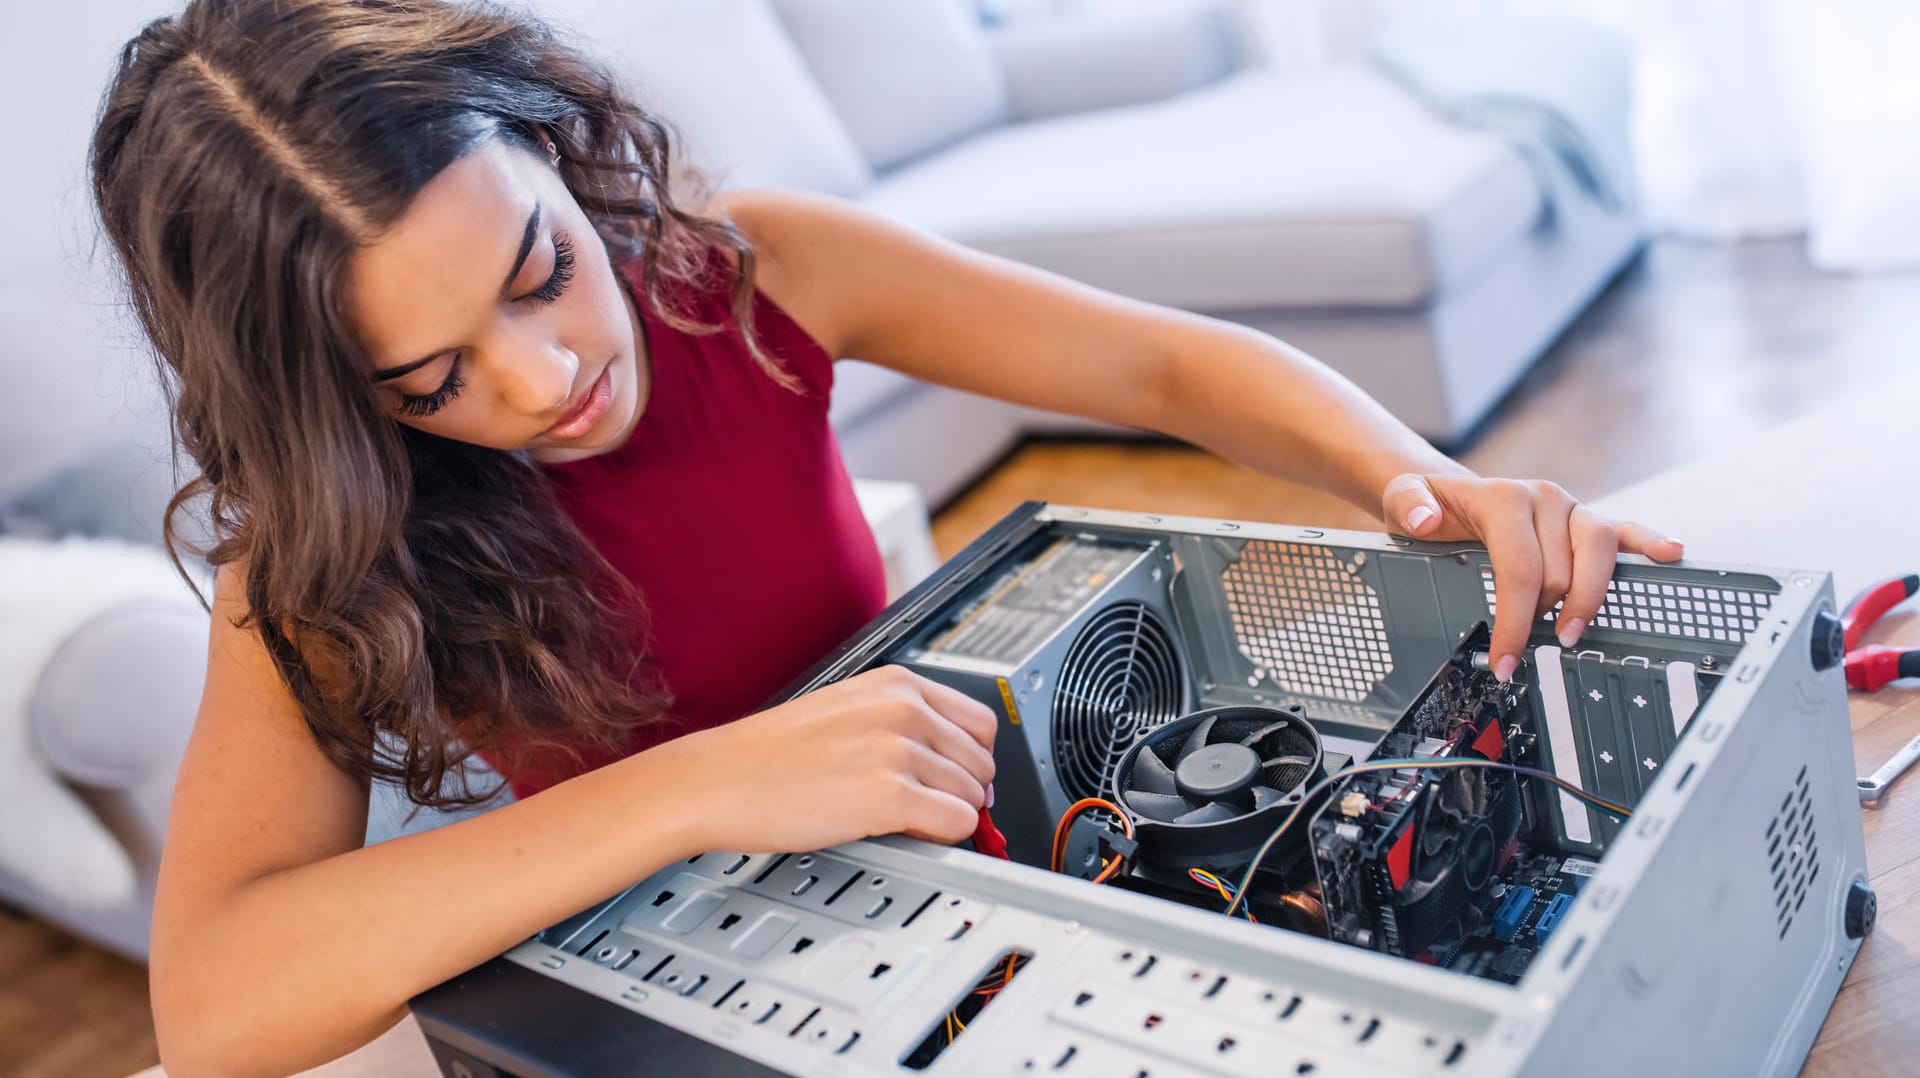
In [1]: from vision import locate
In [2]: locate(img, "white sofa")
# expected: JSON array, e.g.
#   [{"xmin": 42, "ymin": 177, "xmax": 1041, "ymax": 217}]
[{"xmin": 541, "ymin": 0, "xmax": 1645, "ymax": 502}]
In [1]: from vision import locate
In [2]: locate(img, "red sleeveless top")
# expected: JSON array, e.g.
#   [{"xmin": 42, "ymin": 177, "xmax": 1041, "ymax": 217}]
[{"xmin": 492, "ymin": 252, "xmax": 888, "ymax": 798}]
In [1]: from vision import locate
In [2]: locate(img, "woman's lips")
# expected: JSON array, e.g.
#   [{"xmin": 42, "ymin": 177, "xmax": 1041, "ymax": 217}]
[{"xmin": 543, "ymin": 365, "xmax": 612, "ymax": 441}]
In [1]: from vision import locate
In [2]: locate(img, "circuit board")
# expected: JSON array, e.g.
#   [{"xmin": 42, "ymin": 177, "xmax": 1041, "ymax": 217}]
[{"xmin": 1435, "ymin": 850, "xmax": 1599, "ymax": 984}]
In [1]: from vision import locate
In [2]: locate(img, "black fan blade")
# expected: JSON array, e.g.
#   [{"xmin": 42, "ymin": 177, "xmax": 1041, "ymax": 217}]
[
  {"xmin": 1124, "ymin": 791, "xmax": 1197, "ymax": 823},
  {"xmin": 1238, "ymin": 720, "xmax": 1294, "ymax": 749},
  {"xmin": 1130, "ymin": 747, "xmax": 1180, "ymax": 796},
  {"xmin": 1176, "ymin": 715, "xmax": 1218, "ymax": 765},
  {"xmin": 1251, "ymin": 785, "xmax": 1286, "ymax": 810},
  {"xmin": 1174, "ymin": 801, "xmax": 1238, "ymax": 825}
]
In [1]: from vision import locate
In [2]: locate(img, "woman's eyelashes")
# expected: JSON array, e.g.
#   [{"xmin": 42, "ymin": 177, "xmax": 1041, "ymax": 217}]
[
  {"xmin": 527, "ymin": 231, "xmax": 575, "ymax": 305},
  {"xmin": 398, "ymin": 364, "xmax": 466, "ymax": 418},
  {"xmin": 395, "ymin": 232, "xmax": 577, "ymax": 418}
]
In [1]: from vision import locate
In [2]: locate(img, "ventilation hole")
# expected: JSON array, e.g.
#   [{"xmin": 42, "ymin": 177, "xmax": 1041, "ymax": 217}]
[
  {"xmin": 1359, "ymin": 1018, "xmax": 1381, "ymax": 1043},
  {"xmin": 870, "ymin": 963, "xmax": 891, "ymax": 980},
  {"xmin": 1075, "ymin": 991, "xmax": 1094, "ymax": 1007},
  {"xmin": 1205, "ymin": 976, "xmax": 1228, "ymax": 999},
  {"xmin": 901, "ymin": 892, "xmax": 940, "ymax": 928},
  {"xmin": 723, "ymin": 855, "xmax": 751, "ymax": 875},
  {"xmin": 791, "ymin": 937, "xmax": 814, "ymax": 954},
  {"xmin": 718, "ymin": 914, "xmax": 741, "ymax": 931},
  {"xmin": 1229, "ymin": 544, "xmax": 1392, "ymax": 703},
  {"xmin": 751, "ymin": 853, "xmax": 790, "ymax": 885},
  {"xmin": 1279, "ymin": 995, "xmax": 1302, "ymax": 1020},
  {"xmin": 1217, "ymin": 1036, "xmax": 1237, "ymax": 1053},
  {"xmin": 1488, "ymin": 567, "xmax": 1774, "ymax": 642},
  {"xmin": 1767, "ymin": 767, "xmax": 1821, "ymax": 941},
  {"xmin": 574, "ymin": 929, "xmax": 609, "ymax": 957},
  {"xmin": 650, "ymin": 890, "xmax": 676, "ymax": 908},
  {"xmin": 823, "ymin": 871, "xmax": 865, "ymax": 907}
]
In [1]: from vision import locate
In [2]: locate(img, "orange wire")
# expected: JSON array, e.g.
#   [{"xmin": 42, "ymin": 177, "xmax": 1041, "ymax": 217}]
[{"xmin": 1051, "ymin": 798, "xmax": 1135, "ymax": 874}]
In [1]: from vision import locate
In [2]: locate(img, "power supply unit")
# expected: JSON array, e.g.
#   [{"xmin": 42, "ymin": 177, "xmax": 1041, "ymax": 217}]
[{"xmin": 412, "ymin": 502, "xmax": 1873, "ymax": 1077}]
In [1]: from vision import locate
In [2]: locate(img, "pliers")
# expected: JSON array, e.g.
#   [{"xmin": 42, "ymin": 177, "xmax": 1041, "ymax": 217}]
[
  {"xmin": 1841, "ymin": 574, "xmax": 1920, "ymax": 692},
  {"xmin": 1842, "ymin": 574, "xmax": 1920, "ymax": 805}
]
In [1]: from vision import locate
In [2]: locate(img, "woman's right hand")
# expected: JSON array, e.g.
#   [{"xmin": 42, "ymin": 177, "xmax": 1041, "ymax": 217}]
[{"xmin": 657, "ymin": 665, "xmax": 999, "ymax": 855}]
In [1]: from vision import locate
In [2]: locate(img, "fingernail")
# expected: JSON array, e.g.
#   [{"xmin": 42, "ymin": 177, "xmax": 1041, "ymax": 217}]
[
  {"xmin": 1665, "ymin": 537, "xmax": 1685, "ymax": 549},
  {"xmin": 1494, "ymin": 655, "xmax": 1519, "ymax": 683},
  {"xmin": 984, "ymin": 782, "xmax": 995, "ymax": 810},
  {"xmin": 1406, "ymin": 505, "xmax": 1436, "ymax": 531},
  {"xmin": 1556, "ymin": 617, "xmax": 1586, "ymax": 649}
]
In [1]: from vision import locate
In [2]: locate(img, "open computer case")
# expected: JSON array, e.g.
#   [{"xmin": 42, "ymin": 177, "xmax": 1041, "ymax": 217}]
[{"xmin": 410, "ymin": 503, "xmax": 1873, "ymax": 1077}]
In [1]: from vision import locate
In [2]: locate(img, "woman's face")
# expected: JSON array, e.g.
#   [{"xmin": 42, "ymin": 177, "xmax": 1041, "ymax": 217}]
[{"xmin": 344, "ymin": 137, "xmax": 648, "ymax": 464}]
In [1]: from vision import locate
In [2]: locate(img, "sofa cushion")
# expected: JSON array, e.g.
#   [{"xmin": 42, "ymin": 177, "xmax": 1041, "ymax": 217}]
[
  {"xmin": 987, "ymin": 0, "xmax": 1240, "ymax": 122},
  {"xmin": 858, "ymin": 65, "xmax": 1543, "ymax": 309},
  {"xmin": 536, "ymin": 0, "xmax": 872, "ymax": 196},
  {"xmin": 771, "ymin": 0, "xmax": 1009, "ymax": 171}
]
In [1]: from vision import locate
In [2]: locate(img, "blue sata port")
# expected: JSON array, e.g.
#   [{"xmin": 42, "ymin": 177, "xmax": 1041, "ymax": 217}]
[
  {"xmin": 1534, "ymin": 893, "xmax": 1576, "ymax": 945},
  {"xmin": 1493, "ymin": 885, "xmax": 1535, "ymax": 941}
]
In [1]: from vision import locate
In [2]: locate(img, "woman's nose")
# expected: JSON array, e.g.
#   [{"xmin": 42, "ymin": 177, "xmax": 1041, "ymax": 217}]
[{"xmin": 488, "ymin": 338, "xmax": 580, "ymax": 418}]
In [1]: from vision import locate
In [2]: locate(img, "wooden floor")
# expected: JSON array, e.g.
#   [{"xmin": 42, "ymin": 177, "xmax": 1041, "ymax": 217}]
[
  {"xmin": 6, "ymin": 237, "xmax": 1920, "ymax": 1078},
  {"xmin": 0, "ymin": 905, "xmax": 158, "ymax": 1078}
]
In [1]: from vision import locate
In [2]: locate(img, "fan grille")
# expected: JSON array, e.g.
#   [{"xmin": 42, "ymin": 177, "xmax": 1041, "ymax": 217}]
[{"xmin": 1052, "ymin": 602, "xmax": 1186, "ymax": 802}]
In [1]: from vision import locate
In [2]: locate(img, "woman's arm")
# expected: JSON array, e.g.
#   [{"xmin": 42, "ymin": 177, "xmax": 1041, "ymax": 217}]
[
  {"xmin": 153, "ymin": 565, "xmax": 995, "ymax": 1076},
  {"xmin": 722, "ymin": 189, "xmax": 1683, "ymax": 678}
]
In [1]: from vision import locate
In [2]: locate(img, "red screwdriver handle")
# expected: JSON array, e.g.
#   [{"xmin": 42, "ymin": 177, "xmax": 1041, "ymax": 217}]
[
  {"xmin": 1842, "ymin": 574, "xmax": 1920, "ymax": 651},
  {"xmin": 1846, "ymin": 645, "xmax": 1920, "ymax": 692},
  {"xmin": 972, "ymin": 807, "xmax": 1010, "ymax": 859}
]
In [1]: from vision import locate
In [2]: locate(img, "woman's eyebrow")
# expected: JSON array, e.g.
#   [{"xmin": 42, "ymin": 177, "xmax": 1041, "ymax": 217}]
[{"xmin": 371, "ymin": 202, "xmax": 544, "ymax": 382}]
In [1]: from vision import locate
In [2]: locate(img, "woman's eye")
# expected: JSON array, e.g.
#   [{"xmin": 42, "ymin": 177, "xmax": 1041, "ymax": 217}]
[
  {"xmin": 525, "ymin": 231, "xmax": 575, "ymax": 305},
  {"xmin": 398, "ymin": 362, "xmax": 466, "ymax": 417}
]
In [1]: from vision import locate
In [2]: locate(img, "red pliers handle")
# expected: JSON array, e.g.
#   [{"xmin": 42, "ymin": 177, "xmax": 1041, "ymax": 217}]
[{"xmin": 1842, "ymin": 574, "xmax": 1920, "ymax": 692}]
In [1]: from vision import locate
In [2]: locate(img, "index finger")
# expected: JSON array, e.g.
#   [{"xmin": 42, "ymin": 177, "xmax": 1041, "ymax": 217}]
[{"xmin": 1481, "ymin": 510, "xmax": 1545, "ymax": 681}]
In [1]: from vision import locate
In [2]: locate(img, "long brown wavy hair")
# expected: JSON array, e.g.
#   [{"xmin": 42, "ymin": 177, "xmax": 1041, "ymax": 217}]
[{"xmin": 90, "ymin": 0, "xmax": 793, "ymax": 807}]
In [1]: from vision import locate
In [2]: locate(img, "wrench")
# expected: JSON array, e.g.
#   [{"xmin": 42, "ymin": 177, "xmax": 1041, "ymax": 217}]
[{"xmin": 1857, "ymin": 732, "xmax": 1920, "ymax": 805}]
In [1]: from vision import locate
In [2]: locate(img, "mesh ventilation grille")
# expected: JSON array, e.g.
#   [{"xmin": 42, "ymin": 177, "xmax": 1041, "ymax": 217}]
[
  {"xmin": 1481, "ymin": 570, "xmax": 1774, "ymax": 643},
  {"xmin": 1767, "ymin": 765, "xmax": 1820, "ymax": 940},
  {"xmin": 1222, "ymin": 542, "xmax": 1391, "ymax": 703},
  {"xmin": 1051, "ymin": 602, "xmax": 1186, "ymax": 802}
]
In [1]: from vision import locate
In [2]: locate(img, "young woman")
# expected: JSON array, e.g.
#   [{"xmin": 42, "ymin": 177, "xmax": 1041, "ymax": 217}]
[{"xmin": 90, "ymin": 0, "xmax": 1680, "ymax": 1071}]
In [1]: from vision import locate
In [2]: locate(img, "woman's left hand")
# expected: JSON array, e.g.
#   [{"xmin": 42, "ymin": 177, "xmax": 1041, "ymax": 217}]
[{"xmin": 1381, "ymin": 472, "xmax": 1685, "ymax": 682}]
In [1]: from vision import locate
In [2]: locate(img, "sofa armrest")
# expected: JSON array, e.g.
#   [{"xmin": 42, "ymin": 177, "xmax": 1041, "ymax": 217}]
[
  {"xmin": 30, "ymin": 598, "xmax": 205, "ymax": 818},
  {"xmin": 986, "ymin": 0, "xmax": 1240, "ymax": 122}
]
